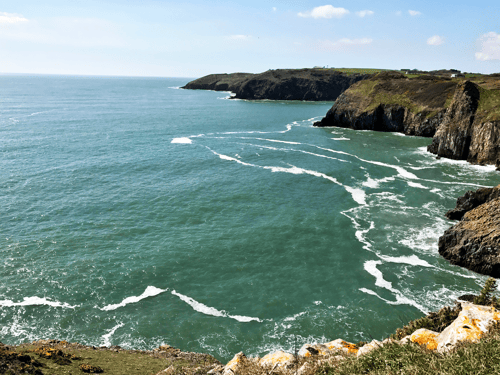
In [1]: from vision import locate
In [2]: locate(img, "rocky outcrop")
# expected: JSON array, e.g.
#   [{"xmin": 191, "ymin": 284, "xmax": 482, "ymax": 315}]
[
  {"xmin": 445, "ymin": 185, "xmax": 500, "ymax": 220},
  {"xmin": 314, "ymin": 72, "xmax": 455, "ymax": 137},
  {"xmin": 181, "ymin": 73, "xmax": 254, "ymax": 93},
  {"xmin": 408, "ymin": 303, "xmax": 500, "ymax": 352},
  {"xmin": 439, "ymin": 195, "xmax": 500, "ymax": 277},
  {"xmin": 183, "ymin": 69, "xmax": 370, "ymax": 101},
  {"xmin": 314, "ymin": 72, "xmax": 500, "ymax": 165},
  {"xmin": 428, "ymin": 80, "xmax": 500, "ymax": 165}
]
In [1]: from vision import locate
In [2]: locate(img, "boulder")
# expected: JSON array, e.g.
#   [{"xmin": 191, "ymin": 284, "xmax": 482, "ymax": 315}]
[
  {"xmin": 223, "ymin": 352, "xmax": 247, "ymax": 375},
  {"xmin": 260, "ymin": 350, "xmax": 295, "ymax": 368},
  {"xmin": 409, "ymin": 303, "xmax": 500, "ymax": 352}
]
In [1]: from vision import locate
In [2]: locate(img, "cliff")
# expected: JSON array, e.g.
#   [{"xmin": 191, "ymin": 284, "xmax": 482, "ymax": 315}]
[
  {"xmin": 182, "ymin": 69, "xmax": 370, "ymax": 101},
  {"xmin": 314, "ymin": 72, "xmax": 500, "ymax": 164},
  {"xmin": 439, "ymin": 185, "xmax": 500, "ymax": 277}
]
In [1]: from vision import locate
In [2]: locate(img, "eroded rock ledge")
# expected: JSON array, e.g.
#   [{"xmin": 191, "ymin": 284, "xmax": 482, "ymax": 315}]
[
  {"xmin": 314, "ymin": 72, "xmax": 500, "ymax": 165},
  {"xmin": 182, "ymin": 69, "xmax": 370, "ymax": 101},
  {"xmin": 439, "ymin": 185, "xmax": 500, "ymax": 277}
]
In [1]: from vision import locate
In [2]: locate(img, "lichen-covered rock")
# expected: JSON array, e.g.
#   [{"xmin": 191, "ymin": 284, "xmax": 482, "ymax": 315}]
[
  {"xmin": 223, "ymin": 352, "xmax": 247, "ymax": 375},
  {"xmin": 439, "ymin": 197, "xmax": 500, "ymax": 277},
  {"xmin": 436, "ymin": 302, "xmax": 500, "ymax": 352},
  {"xmin": 298, "ymin": 339, "xmax": 358, "ymax": 358},
  {"xmin": 410, "ymin": 328, "xmax": 439, "ymax": 350},
  {"xmin": 260, "ymin": 351, "xmax": 294, "ymax": 368},
  {"xmin": 408, "ymin": 303, "xmax": 500, "ymax": 352}
]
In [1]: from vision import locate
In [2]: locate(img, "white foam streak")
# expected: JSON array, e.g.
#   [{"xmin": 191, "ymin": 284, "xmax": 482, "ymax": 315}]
[
  {"xmin": 209, "ymin": 148, "xmax": 366, "ymax": 205},
  {"xmin": 378, "ymin": 255, "xmax": 433, "ymax": 268},
  {"xmin": 172, "ymin": 290, "xmax": 261, "ymax": 322},
  {"xmin": 254, "ymin": 138, "xmax": 301, "ymax": 145},
  {"xmin": 407, "ymin": 181, "xmax": 428, "ymax": 189},
  {"xmin": 101, "ymin": 323, "xmax": 124, "ymax": 347},
  {"xmin": 0, "ymin": 297, "xmax": 76, "ymax": 309},
  {"xmin": 171, "ymin": 137, "xmax": 192, "ymax": 144},
  {"xmin": 313, "ymin": 145, "xmax": 418, "ymax": 179},
  {"xmin": 359, "ymin": 288, "xmax": 428, "ymax": 314},
  {"xmin": 364, "ymin": 261, "xmax": 393, "ymax": 290},
  {"xmin": 284, "ymin": 311, "xmax": 306, "ymax": 322},
  {"xmin": 100, "ymin": 286, "xmax": 167, "ymax": 311}
]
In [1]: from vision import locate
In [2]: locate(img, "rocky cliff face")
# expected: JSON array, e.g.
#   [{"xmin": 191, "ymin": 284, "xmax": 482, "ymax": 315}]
[
  {"xmin": 314, "ymin": 72, "xmax": 455, "ymax": 137},
  {"xmin": 439, "ymin": 185, "xmax": 500, "ymax": 277},
  {"xmin": 427, "ymin": 81, "xmax": 500, "ymax": 164},
  {"xmin": 182, "ymin": 69, "xmax": 370, "ymax": 101},
  {"xmin": 181, "ymin": 73, "xmax": 254, "ymax": 92},
  {"xmin": 314, "ymin": 72, "xmax": 500, "ymax": 165}
]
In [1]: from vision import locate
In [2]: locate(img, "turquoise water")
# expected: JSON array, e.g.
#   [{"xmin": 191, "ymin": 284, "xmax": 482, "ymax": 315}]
[{"xmin": 1, "ymin": 75, "xmax": 499, "ymax": 361}]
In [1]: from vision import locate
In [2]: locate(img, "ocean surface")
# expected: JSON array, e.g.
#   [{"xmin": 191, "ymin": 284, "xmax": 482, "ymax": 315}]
[{"xmin": 1, "ymin": 75, "xmax": 499, "ymax": 361}]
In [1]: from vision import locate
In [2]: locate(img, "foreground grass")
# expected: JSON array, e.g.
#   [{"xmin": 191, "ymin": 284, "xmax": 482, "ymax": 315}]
[
  {"xmin": 8, "ymin": 341, "xmax": 219, "ymax": 375},
  {"xmin": 317, "ymin": 325, "xmax": 500, "ymax": 375}
]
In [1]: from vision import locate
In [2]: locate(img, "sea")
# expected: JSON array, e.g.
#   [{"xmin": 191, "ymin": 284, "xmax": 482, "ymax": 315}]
[{"xmin": 1, "ymin": 75, "xmax": 499, "ymax": 362}]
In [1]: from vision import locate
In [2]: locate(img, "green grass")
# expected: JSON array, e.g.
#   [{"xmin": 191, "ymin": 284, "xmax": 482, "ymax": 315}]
[
  {"xmin": 364, "ymin": 92, "xmax": 426, "ymax": 114},
  {"xmin": 16, "ymin": 345, "xmax": 169, "ymax": 375},
  {"xmin": 318, "ymin": 326, "xmax": 500, "ymax": 375},
  {"xmin": 477, "ymin": 86, "xmax": 500, "ymax": 121},
  {"xmin": 325, "ymin": 68, "xmax": 389, "ymax": 75}
]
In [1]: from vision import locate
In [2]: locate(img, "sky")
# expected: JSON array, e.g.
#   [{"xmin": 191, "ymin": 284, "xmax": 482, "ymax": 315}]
[{"xmin": 0, "ymin": 0, "xmax": 499, "ymax": 77}]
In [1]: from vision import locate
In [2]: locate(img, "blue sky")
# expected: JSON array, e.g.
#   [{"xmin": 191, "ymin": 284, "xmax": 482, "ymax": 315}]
[{"xmin": 1, "ymin": 1, "xmax": 499, "ymax": 77}]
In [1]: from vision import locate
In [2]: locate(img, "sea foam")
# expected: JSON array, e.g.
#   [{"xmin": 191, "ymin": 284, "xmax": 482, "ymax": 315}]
[
  {"xmin": 100, "ymin": 286, "xmax": 167, "ymax": 311},
  {"xmin": 172, "ymin": 290, "xmax": 261, "ymax": 323},
  {"xmin": 0, "ymin": 297, "xmax": 76, "ymax": 309},
  {"xmin": 171, "ymin": 137, "xmax": 192, "ymax": 144}
]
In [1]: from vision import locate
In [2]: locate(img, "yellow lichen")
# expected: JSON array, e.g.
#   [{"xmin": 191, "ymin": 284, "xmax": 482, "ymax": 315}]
[{"xmin": 411, "ymin": 331, "xmax": 439, "ymax": 350}]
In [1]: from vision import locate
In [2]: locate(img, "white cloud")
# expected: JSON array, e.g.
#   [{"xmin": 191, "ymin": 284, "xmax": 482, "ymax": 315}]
[
  {"xmin": 408, "ymin": 10, "xmax": 422, "ymax": 16},
  {"xmin": 298, "ymin": 5, "xmax": 349, "ymax": 19},
  {"xmin": 318, "ymin": 37, "xmax": 372, "ymax": 50},
  {"xmin": 0, "ymin": 12, "xmax": 28, "ymax": 24},
  {"xmin": 228, "ymin": 35, "xmax": 251, "ymax": 41},
  {"xmin": 356, "ymin": 10, "xmax": 374, "ymax": 18},
  {"xmin": 395, "ymin": 11, "xmax": 402, "ymax": 16},
  {"xmin": 272, "ymin": 7, "xmax": 277, "ymax": 12},
  {"xmin": 475, "ymin": 32, "xmax": 500, "ymax": 61},
  {"xmin": 427, "ymin": 35, "xmax": 444, "ymax": 46}
]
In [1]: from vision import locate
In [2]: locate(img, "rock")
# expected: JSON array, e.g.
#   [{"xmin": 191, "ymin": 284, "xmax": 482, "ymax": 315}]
[
  {"xmin": 223, "ymin": 352, "xmax": 247, "ymax": 375},
  {"xmin": 445, "ymin": 185, "xmax": 500, "ymax": 220},
  {"xmin": 436, "ymin": 302, "xmax": 500, "ymax": 352},
  {"xmin": 408, "ymin": 303, "xmax": 500, "ymax": 352},
  {"xmin": 314, "ymin": 73, "xmax": 500, "ymax": 165},
  {"xmin": 207, "ymin": 365, "xmax": 224, "ymax": 374},
  {"xmin": 356, "ymin": 340, "xmax": 383, "ymax": 357},
  {"xmin": 79, "ymin": 364, "xmax": 104, "ymax": 373},
  {"xmin": 314, "ymin": 72, "xmax": 455, "ymax": 137},
  {"xmin": 323, "ymin": 339, "xmax": 358, "ymax": 355},
  {"xmin": 410, "ymin": 329, "xmax": 439, "ymax": 350},
  {"xmin": 260, "ymin": 350, "xmax": 295, "ymax": 368},
  {"xmin": 183, "ymin": 69, "xmax": 370, "ymax": 101},
  {"xmin": 298, "ymin": 339, "xmax": 358, "ymax": 358},
  {"xmin": 439, "ymin": 196, "xmax": 500, "ymax": 277}
]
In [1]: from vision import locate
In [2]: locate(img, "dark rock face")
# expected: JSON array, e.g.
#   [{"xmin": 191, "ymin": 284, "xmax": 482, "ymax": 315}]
[
  {"xmin": 438, "ymin": 185, "xmax": 500, "ymax": 277},
  {"xmin": 445, "ymin": 185, "xmax": 500, "ymax": 220},
  {"xmin": 427, "ymin": 81, "xmax": 480, "ymax": 160},
  {"xmin": 181, "ymin": 73, "xmax": 254, "ymax": 92},
  {"xmin": 182, "ymin": 69, "xmax": 370, "ymax": 101}
]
